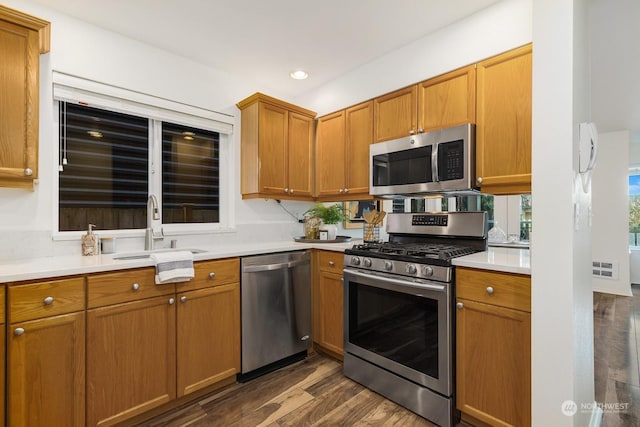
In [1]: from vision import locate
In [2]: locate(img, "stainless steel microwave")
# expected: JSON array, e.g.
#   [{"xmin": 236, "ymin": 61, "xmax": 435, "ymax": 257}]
[{"xmin": 370, "ymin": 123, "xmax": 477, "ymax": 197}]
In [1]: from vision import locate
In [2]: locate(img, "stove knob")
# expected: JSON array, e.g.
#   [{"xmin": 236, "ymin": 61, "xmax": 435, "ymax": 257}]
[
  {"xmin": 406, "ymin": 264, "xmax": 417, "ymax": 274},
  {"xmin": 363, "ymin": 258, "xmax": 372, "ymax": 267},
  {"xmin": 422, "ymin": 266, "xmax": 434, "ymax": 277},
  {"xmin": 351, "ymin": 257, "xmax": 361, "ymax": 266},
  {"xmin": 384, "ymin": 261, "xmax": 393, "ymax": 271}
]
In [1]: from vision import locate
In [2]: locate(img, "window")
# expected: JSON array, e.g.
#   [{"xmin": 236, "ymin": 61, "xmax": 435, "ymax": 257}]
[
  {"xmin": 57, "ymin": 101, "xmax": 224, "ymax": 233},
  {"xmin": 629, "ymin": 174, "xmax": 640, "ymax": 246}
]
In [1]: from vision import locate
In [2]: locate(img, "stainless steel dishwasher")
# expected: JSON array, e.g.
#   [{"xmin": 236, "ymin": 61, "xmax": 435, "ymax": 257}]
[{"xmin": 239, "ymin": 250, "xmax": 311, "ymax": 381}]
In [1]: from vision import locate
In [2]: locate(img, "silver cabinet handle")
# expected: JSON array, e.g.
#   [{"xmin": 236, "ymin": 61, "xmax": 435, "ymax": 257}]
[
  {"xmin": 477, "ymin": 177, "xmax": 483, "ymax": 184},
  {"xmin": 180, "ymin": 296, "xmax": 187, "ymax": 303},
  {"xmin": 43, "ymin": 296, "xmax": 54, "ymax": 305},
  {"xmin": 209, "ymin": 272, "xmax": 215, "ymax": 279},
  {"xmin": 132, "ymin": 283, "xmax": 140, "ymax": 291},
  {"xmin": 169, "ymin": 297, "xmax": 175, "ymax": 305},
  {"xmin": 456, "ymin": 302, "xmax": 464, "ymax": 309},
  {"xmin": 24, "ymin": 168, "xmax": 33, "ymax": 176},
  {"xmin": 329, "ymin": 261, "xmax": 335, "ymax": 266},
  {"xmin": 14, "ymin": 328, "xmax": 25, "ymax": 336},
  {"xmin": 486, "ymin": 286, "xmax": 494, "ymax": 295}
]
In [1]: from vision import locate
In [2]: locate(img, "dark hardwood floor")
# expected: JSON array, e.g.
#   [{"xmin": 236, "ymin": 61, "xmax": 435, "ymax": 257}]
[
  {"xmin": 141, "ymin": 286, "xmax": 640, "ymax": 427},
  {"xmin": 594, "ymin": 285, "xmax": 640, "ymax": 426}
]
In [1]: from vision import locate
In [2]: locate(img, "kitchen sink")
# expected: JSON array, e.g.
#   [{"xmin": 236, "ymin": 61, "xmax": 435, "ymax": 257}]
[{"xmin": 112, "ymin": 248, "xmax": 207, "ymax": 261}]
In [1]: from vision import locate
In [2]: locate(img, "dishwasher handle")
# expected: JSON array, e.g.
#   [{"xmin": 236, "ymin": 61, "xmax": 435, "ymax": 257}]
[{"xmin": 242, "ymin": 258, "xmax": 309, "ymax": 273}]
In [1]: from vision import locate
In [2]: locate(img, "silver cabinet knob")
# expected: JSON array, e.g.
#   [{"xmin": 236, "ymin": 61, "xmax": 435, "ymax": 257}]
[
  {"xmin": 14, "ymin": 328, "xmax": 25, "ymax": 336},
  {"xmin": 409, "ymin": 129, "xmax": 415, "ymax": 135},
  {"xmin": 486, "ymin": 286, "xmax": 494, "ymax": 295},
  {"xmin": 132, "ymin": 283, "xmax": 140, "ymax": 291},
  {"xmin": 339, "ymin": 189, "xmax": 344, "ymax": 193},
  {"xmin": 476, "ymin": 177, "xmax": 483, "ymax": 184},
  {"xmin": 290, "ymin": 189, "xmax": 294, "ymax": 194},
  {"xmin": 43, "ymin": 296, "xmax": 54, "ymax": 305},
  {"xmin": 284, "ymin": 188, "xmax": 289, "ymax": 193},
  {"xmin": 169, "ymin": 297, "xmax": 175, "ymax": 305},
  {"xmin": 180, "ymin": 296, "xmax": 187, "ymax": 303},
  {"xmin": 328, "ymin": 261, "xmax": 335, "ymax": 266},
  {"xmin": 418, "ymin": 128, "xmax": 424, "ymax": 133},
  {"xmin": 344, "ymin": 188, "xmax": 349, "ymax": 193},
  {"xmin": 24, "ymin": 168, "xmax": 33, "ymax": 176},
  {"xmin": 456, "ymin": 302, "xmax": 464, "ymax": 309},
  {"xmin": 209, "ymin": 272, "xmax": 215, "ymax": 279}
]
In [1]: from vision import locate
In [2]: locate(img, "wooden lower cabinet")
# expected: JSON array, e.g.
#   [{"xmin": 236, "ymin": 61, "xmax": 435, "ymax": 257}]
[
  {"xmin": 8, "ymin": 311, "xmax": 85, "ymax": 427},
  {"xmin": 313, "ymin": 251, "xmax": 344, "ymax": 358},
  {"xmin": 176, "ymin": 283, "xmax": 240, "ymax": 397},
  {"xmin": 87, "ymin": 296, "xmax": 176, "ymax": 427},
  {"xmin": 456, "ymin": 268, "xmax": 531, "ymax": 427}
]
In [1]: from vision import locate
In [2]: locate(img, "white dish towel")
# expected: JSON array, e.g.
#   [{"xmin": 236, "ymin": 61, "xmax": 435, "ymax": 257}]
[{"xmin": 150, "ymin": 251, "xmax": 195, "ymax": 284}]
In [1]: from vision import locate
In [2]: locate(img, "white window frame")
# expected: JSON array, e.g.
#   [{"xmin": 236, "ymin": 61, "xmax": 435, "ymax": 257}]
[{"xmin": 51, "ymin": 72, "xmax": 235, "ymax": 240}]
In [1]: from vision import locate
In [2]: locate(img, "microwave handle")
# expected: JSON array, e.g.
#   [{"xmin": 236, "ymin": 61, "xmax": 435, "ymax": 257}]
[{"xmin": 432, "ymin": 143, "xmax": 439, "ymax": 183}]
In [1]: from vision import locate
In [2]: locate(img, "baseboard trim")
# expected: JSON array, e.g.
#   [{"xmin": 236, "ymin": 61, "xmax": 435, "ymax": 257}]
[{"xmin": 589, "ymin": 404, "xmax": 603, "ymax": 427}]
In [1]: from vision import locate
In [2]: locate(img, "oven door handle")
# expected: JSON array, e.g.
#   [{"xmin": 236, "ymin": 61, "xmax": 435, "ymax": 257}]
[{"xmin": 344, "ymin": 269, "xmax": 447, "ymax": 293}]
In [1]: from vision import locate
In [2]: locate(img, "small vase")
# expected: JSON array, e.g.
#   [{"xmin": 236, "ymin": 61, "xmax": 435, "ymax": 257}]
[{"xmin": 319, "ymin": 223, "xmax": 337, "ymax": 240}]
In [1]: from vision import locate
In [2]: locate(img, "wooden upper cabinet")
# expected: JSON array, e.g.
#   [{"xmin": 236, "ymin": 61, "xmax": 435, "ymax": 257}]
[
  {"xmin": 476, "ymin": 44, "xmax": 532, "ymax": 195},
  {"xmin": 315, "ymin": 110, "xmax": 346, "ymax": 197},
  {"xmin": 315, "ymin": 101, "xmax": 373, "ymax": 200},
  {"xmin": 373, "ymin": 85, "xmax": 417, "ymax": 143},
  {"xmin": 345, "ymin": 101, "xmax": 373, "ymax": 197},
  {"xmin": 0, "ymin": 5, "xmax": 50, "ymax": 190},
  {"xmin": 418, "ymin": 65, "xmax": 476, "ymax": 133},
  {"xmin": 237, "ymin": 93, "xmax": 316, "ymax": 201}
]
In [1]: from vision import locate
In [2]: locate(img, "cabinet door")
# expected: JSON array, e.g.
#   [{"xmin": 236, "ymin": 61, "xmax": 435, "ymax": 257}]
[
  {"xmin": 176, "ymin": 283, "xmax": 240, "ymax": 397},
  {"xmin": 87, "ymin": 296, "xmax": 176, "ymax": 426},
  {"xmin": 316, "ymin": 270, "xmax": 344, "ymax": 357},
  {"xmin": 8, "ymin": 312, "xmax": 85, "ymax": 427},
  {"xmin": 456, "ymin": 298, "xmax": 531, "ymax": 427},
  {"xmin": 345, "ymin": 101, "xmax": 373, "ymax": 196},
  {"xmin": 258, "ymin": 102, "xmax": 288, "ymax": 194},
  {"xmin": 418, "ymin": 65, "xmax": 476, "ymax": 132},
  {"xmin": 287, "ymin": 112, "xmax": 314, "ymax": 197},
  {"xmin": 373, "ymin": 85, "xmax": 417, "ymax": 143},
  {"xmin": 0, "ymin": 19, "xmax": 39, "ymax": 188},
  {"xmin": 476, "ymin": 44, "xmax": 532, "ymax": 194},
  {"xmin": 315, "ymin": 110, "xmax": 346, "ymax": 197}
]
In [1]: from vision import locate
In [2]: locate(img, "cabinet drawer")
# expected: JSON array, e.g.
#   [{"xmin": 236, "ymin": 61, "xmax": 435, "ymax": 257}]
[
  {"xmin": 9, "ymin": 277, "xmax": 85, "ymax": 323},
  {"xmin": 88, "ymin": 268, "xmax": 174, "ymax": 308},
  {"xmin": 177, "ymin": 258, "xmax": 240, "ymax": 292},
  {"xmin": 456, "ymin": 267, "xmax": 530, "ymax": 312},
  {"xmin": 317, "ymin": 251, "xmax": 344, "ymax": 273}
]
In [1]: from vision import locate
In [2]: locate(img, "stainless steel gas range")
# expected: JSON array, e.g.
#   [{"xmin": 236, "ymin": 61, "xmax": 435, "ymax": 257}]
[{"xmin": 343, "ymin": 211, "xmax": 487, "ymax": 427}]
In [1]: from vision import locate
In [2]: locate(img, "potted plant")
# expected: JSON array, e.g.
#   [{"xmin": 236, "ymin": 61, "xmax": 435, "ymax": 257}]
[{"xmin": 305, "ymin": 203, "xmax": 345, "ymax": 240}]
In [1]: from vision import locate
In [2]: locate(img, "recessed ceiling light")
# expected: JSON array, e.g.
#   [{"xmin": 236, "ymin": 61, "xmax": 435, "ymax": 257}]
[{"xmin": 290, "ymin": 70, "xmax": 309, "ymax": 80}]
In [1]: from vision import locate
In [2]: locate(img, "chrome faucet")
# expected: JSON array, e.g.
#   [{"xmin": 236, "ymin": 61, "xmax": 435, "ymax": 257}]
[{"xmin": 144, "ymin": 195, "xmax": 164, "ymax": 250}]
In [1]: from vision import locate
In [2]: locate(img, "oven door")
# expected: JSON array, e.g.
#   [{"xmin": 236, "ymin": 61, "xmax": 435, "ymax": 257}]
[{"xmin": 343, "ymin": 267, "xmax": 452, "ymax": 396}]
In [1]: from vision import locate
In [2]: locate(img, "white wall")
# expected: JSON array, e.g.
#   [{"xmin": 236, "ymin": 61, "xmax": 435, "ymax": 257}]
[
  {"xmin": 295, "ymin": 0, "xmax": 532, "ymax": 115},
  {"xmin": 592, "ymin": 130, "xmax": 632, "ymax": 296},
  {"xmin": 0, "ymin": 0, "xmax": 316, "ymax": 260},
  {"xmin": 532, "ymin": 0, "xmax": 594, "ymax": 425}
]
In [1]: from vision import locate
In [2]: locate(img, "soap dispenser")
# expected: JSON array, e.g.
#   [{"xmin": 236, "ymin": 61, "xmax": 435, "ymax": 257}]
[{"xmin": 81, "ymin": 224, "xmax": 99, "ymax": 256}]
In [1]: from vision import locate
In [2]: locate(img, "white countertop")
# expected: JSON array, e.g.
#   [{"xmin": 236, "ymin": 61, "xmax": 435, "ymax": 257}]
[
  {"xmin": 0, "ymin": 239, "xmax": 530, "ymax": 283},
  {"xmin": 0, "ymin": 239, "xmax": 356, "ymax": 283},
  {"xmin": 452, "ymin": 247, "xmax": 531, "ymax": 275}
]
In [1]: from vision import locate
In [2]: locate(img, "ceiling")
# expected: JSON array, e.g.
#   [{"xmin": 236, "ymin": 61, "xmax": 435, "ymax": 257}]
[
  {"xmin": 26, "ymin": 0, "xmax": 640, "ymax": 134},
  {"xmin": 28, "ymin": 0, "xmax": 500, "ymax": 99}
]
